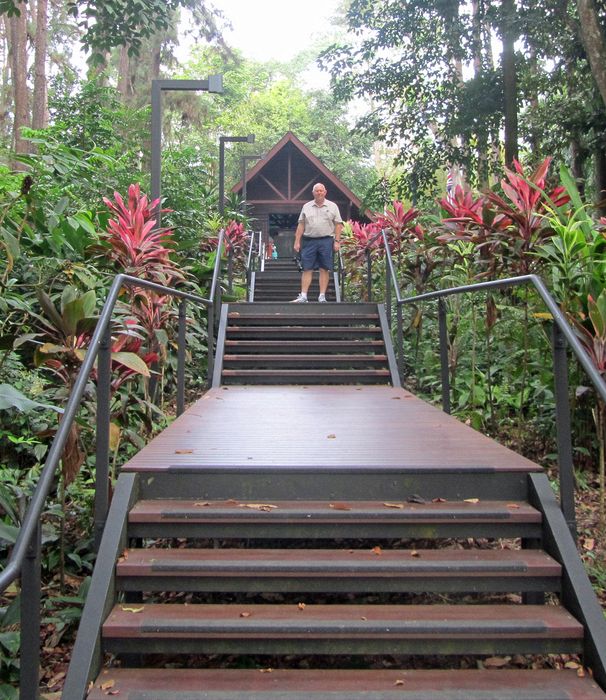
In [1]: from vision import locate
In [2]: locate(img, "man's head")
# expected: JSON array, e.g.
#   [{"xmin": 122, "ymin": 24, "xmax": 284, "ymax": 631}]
[{"xmin": 312, "ymin": 183, "xmax": 327, "ymax": 205}]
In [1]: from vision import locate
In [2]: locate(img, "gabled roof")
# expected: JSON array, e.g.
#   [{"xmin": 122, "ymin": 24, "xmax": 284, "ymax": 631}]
[{"xmin": 232, "ymin": 131, "xmax": 362, "ymax": 209}]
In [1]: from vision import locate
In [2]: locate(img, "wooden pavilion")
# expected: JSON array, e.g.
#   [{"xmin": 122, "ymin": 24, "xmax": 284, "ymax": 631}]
[{"xmin": 232, "ymin": 131, "xmax": 364, "ymax": 258}]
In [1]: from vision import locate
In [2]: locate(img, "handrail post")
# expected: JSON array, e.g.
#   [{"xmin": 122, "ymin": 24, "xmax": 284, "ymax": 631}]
[
  {"xmin": 438, "ymin": 298, "xmax": 451, "ymax": 414},
  {"xmin": 396, "ymin": 303, "xmax": 404, "ymax": 380},
  {"xmin": 227, "ymin": 247, "xmax": 233, "ymax": 294},
  {"xmin": 94, "ymin": 323, "xmax": 112, "ymax": 551},
  {"xmin": 20, "ymin": 522, "xmax": 41, "ymax": 700},
  {"xmin": 366, "ymin": 249, "xmax": 372, "ymax": 302},
  {"xmin": 207, "ymin": 304, "xmax": 215, "ymax": 387},
  {"xmin": 177, "ymin": 300, "xmax": 187, "ymax": 417},
  {"xmin": 385, "ymin": 253, "xmax": 392, "ymax": 330},
  {"xmin": 552, "ymin": 323, "xmax": 577, "ymax": 540}
]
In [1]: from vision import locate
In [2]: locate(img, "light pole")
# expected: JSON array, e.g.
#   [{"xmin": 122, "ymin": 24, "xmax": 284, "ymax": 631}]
[
  {"xmin": 151, "ymin": 77, "xmax": 223, "ymax": 226},
  {"xmin": 218, "ymin": 134, "xmax": 255, "ymax": 217},
  {"xmin": 240, "ymin": 154, "xmax": 262, "ymax": 214}
]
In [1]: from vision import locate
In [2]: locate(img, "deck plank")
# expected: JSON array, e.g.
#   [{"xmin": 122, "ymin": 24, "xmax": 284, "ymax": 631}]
[{"xmin": 122, "ymin": 386, "xmax": 539, "ymax": 472}]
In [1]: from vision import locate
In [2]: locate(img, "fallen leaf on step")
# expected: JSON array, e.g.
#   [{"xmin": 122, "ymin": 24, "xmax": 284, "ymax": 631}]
[
  {"xmin": 391, "ymin": 396, "xmax": 401, "ymax": 400},
  {"xmin": 106, "ymin": 692, "xmax": 120, "ymax": 696},
  {"xmin": 506, "ymin": 503, "xmax": 520, "ymax": 509},
  {"xmin": 432, "ymin": 497, "xmax": 447, "ymax": 503},
  {"xmin": 239, "ymin": 503, "xmax": 278, "ymax": 511},
  {"xmin": 298, "ymin": 602, "xmax": 306, "ymax": 610},
  {"xmin": 121, "ymin": 606, "xmax": 144, "ymax": 613},
  {"xmin": 384, "ymin": 502, "xmax": 405, "ymax": 509},
  {"xmin": 372, "ymin": 546, "xmax": 382, "ymax": 555},
  {"xmin": 583, "ymin": 538, "xmax": 595, "ymax": 551},
  {"xmin": 100, "ymin": 681, "xmax": 115, "ymax": 690},
  {"xmin": 483, "ymin": 656, "xmax": 511, "ymax": 668},
  {"xmin": 565, "ymin": 661, "xmax": 580, "ymax": 669},
  {"xmin": 327, "ymin": 434, "xmax": 336, "ymax": 439},
  {"xmin": 361, "ymin": 616, "xmax": 367, "ymax": 621},
  {"xmin": 259, "ymin": 668, "xmax": 273, "ymax": 673},
  {"xmin": 410, "ymin": 550, "xmax": 420, "ymax": 557},
  {"xmin": 225, "ymin": 499, "xmax": 239, "ymax": 505},
  {"xmin": 394, "ymin": 679, "xmax": 405, "ymax": 686},
  {"xmin": 464, "ymin": 498, "xmax": 480, "ymax": 504},
  {"xmin": 577, "ymin": 667, "xmax": 586, "ymax": 678},
  {"xmin": 330, "ymin": 502, "xmax": 351, "ymax": 510},
  {"xmin": 175, "ymin": 449, "xmax": 193, "ymax": 454},
  {"xmin": 194, "ymin": 502, "xmax": 211, "ymax": 507},
  {"xmin": 240, "ymin": 612, "xmax": 252, "ymax": 618},
  {"xmin": 407, "ymin": 494, "xmax": 426, "ymax": 504}
]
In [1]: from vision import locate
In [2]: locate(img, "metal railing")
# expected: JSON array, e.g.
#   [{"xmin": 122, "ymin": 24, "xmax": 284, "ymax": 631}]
[
  {"xmin": 364, "ymin": 228, "xmax": 606, "ymax": 539},
  {"xmin": 0, "ymin": 233, "xmax": 225, "ymax": 699}
]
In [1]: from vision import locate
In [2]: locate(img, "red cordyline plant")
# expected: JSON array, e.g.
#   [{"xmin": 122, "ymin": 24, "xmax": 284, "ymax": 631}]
[
  {"xmin": 341, "ymin": 220, "xmax": 382, "ymax": 264},
  {"xmin": 437, "ymin": 185, "xmax": 504, "ymax": 245},
  {"xmin": 371, "ymin": 200, "xmax": 423, "ymax": 255},
  {"xmin": 102, "ymin": 183, "xmax": 183, "ymax": 285},
  {"xmin": 485, "ymin": 157, "xmax": 570, "ymax": 274}
]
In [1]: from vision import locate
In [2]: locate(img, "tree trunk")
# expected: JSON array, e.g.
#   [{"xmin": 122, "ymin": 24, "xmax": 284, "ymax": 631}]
[
  {"xmin": 9, "ymin": 0, "xmax": 29, "ymax": 162},
  {"xmin": 570, "ymin": 138, "xmax": 587, "ymax": 199},
  {"xmin": 117, "ymin": 44, "xmax": 131, "ymax": 100},
  {"xmin": 577, "ymin": 0, "xmax": 606, "ymax": 111},
  {"xmin": 595, "ymin": 146, "xmax": 606, "ymax": 216},
  {"xmin": 0, "ymin": 16, "xmax": 11, "ymax": 139},
  {"xmin": 32, "ymin": 0, "xmax": 48, "ymax": 130},
  {"xmin": 500, "ymin": 0, "xmax": 518, "ymax": 166}
]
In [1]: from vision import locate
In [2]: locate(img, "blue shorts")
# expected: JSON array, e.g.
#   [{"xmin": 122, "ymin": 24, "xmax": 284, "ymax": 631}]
[{"xmin": 301, "ymin": 236, "xmax": 333, "ymax": 271}]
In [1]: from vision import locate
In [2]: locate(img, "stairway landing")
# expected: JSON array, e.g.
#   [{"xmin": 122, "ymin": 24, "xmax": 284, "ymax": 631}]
[{"xmin": 123, "ymin": 385, "xmax": 539, "ymax": 472}]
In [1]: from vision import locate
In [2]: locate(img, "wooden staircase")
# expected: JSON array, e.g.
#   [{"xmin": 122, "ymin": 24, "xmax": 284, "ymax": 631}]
[
  {"xmin": 64, "ymin": 298, "xmax": 606, "ymax": 698},
  {"xmin": 215, "ymin": 302, "xmax": 397, "ymax": 386},
  {"xmin": 251, "ymin": 257, "xmax": 336, "ymax": 302}
]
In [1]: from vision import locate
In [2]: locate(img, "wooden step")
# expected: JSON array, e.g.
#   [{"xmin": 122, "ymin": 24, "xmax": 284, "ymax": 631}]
[
  {"xmin": 226, "ymin": 313, "xmax": 379, "ymax": 326},
  {"xmin": 87, "ymin": 668, "xmax": 606, "ymax": 699},
  {"xmin": 102, "ymin": 603, "xmax": 583, "ymax": 656},
  {"xmin": 127, "ymin": 499, "xmax": 543, "ymax": 539},
  {"xmin": 226, "ymin": 327, "xmax": 383, "ymax": 340},
  {"xmin": 116, "ymin": 547, "xmax": 561, "ymax": 594},
  {"xmin": 224, "ymin": 339, "xmax": 386, "ymax": 354},
  {"xmin": 220, "ymin": 369, "xmax": 391, "ymax": 385},
  {"xmin": 222, "ymin": 354, "xmax": 389, "ymax": 369}
]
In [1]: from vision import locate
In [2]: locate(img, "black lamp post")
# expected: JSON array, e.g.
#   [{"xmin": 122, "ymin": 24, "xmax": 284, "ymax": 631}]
[
  {"xmin": 218, "ymin": 134, "xmax": 255, "ymax": 216},
  {"xmin": 151, "ymin": 77, "xmax": 223, "ymax": 226},
  {"xmin": 240, "ymin": 154, "xmax": 262, "ymax": 214}
]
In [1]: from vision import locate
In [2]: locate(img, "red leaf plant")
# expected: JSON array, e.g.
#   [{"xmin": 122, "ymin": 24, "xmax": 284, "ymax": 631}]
[
  {"xmin": 102, "ymin": 183, "xmax": 183, "ymax": 285},
  {"xmin": 371, "ymin": 200, "xmax": 423, "ymax": 255},
  {"xmin": 484, "ymin": 157, "xmax": 570, "ymax": 273},
  {"xmin": 341, "ymin": 220, "xmax": 382, "ymax": 264},
  {"xmin": 436, "ymin": 185, "xmax": 502, "ymax": 245}
]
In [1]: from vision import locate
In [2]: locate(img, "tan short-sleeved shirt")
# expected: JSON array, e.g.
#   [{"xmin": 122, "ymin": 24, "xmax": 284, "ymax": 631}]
[{"xmin": 298, "ymin": 199, "xmax": 343, "ymax": 238}]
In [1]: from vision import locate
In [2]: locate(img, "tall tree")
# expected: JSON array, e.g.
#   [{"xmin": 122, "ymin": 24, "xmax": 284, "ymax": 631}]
[
  {"xmin": 32, "ymin": 0, "xmax": 49, "ymax": 130},
  {"xmin": 577, "ymin": 0, "xmax": 606, "ymax": 111},
  {"xmin": 8, "ymin": 0, "xmax": 28, "ymax": 159},
  {"xmin": 500, "ymin": 0, "xmax": 519, "ymax": 165}
]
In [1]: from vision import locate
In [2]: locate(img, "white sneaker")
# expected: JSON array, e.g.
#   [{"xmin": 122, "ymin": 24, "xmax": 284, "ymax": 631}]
[
  {"xmin": 318, "ymin": 294, "xmax": 327, "ymax": 303},
  {"xmin": 291, "ymin": 293, "xmax": 308, "ymax": 303}
]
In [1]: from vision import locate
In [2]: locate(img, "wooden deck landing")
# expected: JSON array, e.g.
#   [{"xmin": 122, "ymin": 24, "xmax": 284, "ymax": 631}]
[{"xmin": 123, "ymin": 386, "xmax": 539, "ymax": 472}]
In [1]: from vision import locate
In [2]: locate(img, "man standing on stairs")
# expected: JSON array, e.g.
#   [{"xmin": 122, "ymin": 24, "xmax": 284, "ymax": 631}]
[{"xmin": 291, "ymin": 182, "xmax": 343, "ymax": 303}]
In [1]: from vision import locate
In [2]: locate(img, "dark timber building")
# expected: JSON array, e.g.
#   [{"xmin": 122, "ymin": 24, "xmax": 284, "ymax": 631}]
[{"xmin": 232, "ymin": 131, "xmax": 364, "ymax": 258}]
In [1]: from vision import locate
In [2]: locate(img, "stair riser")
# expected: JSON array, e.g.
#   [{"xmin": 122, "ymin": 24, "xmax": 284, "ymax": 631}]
[
  {"xmin": 224, "ymin": 344, "xmax": 386, "ymax": 354},
  {"xmin": 222, "ymin": 360, "xmax": 388, "ymax": 369},
  {"xmin": 135, "ymin": 471, "xmax": 534, "ymax": 501},
  {"xmin": 226, "ymin": 331, "xmax": 383, "ymax": 340},
  {"xmin": 226, "ymin": 317, "xmax": 379, "ymax": 326},
  {"xmin": 104, "ymin": 637, "xmax": 583, "ymax": 658},
  {"xmin": 228, "ymin": 303, "xmax": 377, "ymax": 315},
  {"xmin": 221, "ymin": 375, "xmax": 390, "ymax": 385},
  {"xmin": 117, "ymin": 576, "xmax": 559, "ymax": 595},
  {"xmin": 127, "ymin": 522, "xmax": 542, "ymax": 540}
]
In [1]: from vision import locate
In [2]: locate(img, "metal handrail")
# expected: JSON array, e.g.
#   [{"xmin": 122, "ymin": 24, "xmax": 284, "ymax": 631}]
[
  {"xmin": 0, "ymin": 272, "xmax": 214, "ymax": 698},
  {"xmin": 378, "ymin": 234, "xmax": 605, "ymax": 537}
]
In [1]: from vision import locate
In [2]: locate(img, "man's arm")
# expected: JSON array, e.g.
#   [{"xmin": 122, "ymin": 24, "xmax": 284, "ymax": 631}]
[
  {"xmin": 294, "ymin": 220, "xmax": 304, "ymax": 253},
  {"xmin": 333, "ymin": 220, "xmax": 343, "ymax": 250}
]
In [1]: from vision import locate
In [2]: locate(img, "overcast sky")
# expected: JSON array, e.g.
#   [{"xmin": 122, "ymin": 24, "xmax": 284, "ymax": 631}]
[{"xmin": 214, "ymin": 0, "xmax": 342, "ymax": 63}]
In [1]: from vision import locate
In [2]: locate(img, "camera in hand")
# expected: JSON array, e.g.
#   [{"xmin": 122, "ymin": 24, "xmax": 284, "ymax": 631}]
[{"xmin": 293, "ymin": 254, "xmax": 303, "ymax": 272}]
